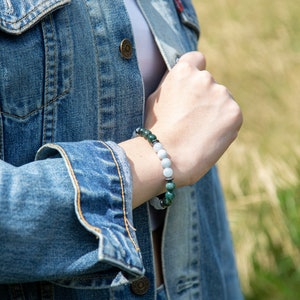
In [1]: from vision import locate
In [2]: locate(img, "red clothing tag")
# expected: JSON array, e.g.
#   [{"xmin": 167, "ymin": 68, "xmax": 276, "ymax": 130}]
[{"xmin": 174, "ymin": 0, "xmax": 184, "ymax": 13}]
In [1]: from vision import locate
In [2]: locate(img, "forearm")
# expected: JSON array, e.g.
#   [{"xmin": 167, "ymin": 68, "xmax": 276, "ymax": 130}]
[{"xmin": 119, "ymin": 136, "xmax": 166, "ymax": 209}]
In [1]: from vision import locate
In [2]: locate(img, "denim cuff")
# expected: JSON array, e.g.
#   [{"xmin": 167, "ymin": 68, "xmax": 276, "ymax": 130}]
[{"xmin": 36, "ymin": 140, "xmax": 144, "ymax": 281}]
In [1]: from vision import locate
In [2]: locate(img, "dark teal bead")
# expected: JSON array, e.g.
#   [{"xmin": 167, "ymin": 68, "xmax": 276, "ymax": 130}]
[
  {"xmin": 162, "ymin": 197, "xmax": 173, "ymax": 207},
  {"xmin": 143, "ymin": 129, "xmax": 150, "ymax": 137},
  {"xmin": 165, "ymin": 191, "xmax": 175, "ymax": 200},
  {"xmin": 141, "ymin": 128, "xmax": 146, "ymax": 135},
  {"xmin": 148, "ymin": 133, "xmax": 157, "ymax": 143},
  {"xmin": 166, "ymin": 182, "xmax": 176, "ymax": 191}
]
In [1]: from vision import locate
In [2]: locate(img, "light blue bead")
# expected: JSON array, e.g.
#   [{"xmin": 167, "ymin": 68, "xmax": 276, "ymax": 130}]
[
  {"xmin": 150, "ymin": 197, "xmax": 165, "ymax": 210},
  {"xmin": 163, "ymin": 167, "xmax": 173, "ymax": 178},
  {"xmin": 157, "ymin": 149, "xmax": 168, "ymax": 159},
  {"xmin": 153, "ymin": 142, "xmax": 163, "ymax": 153},
  {"xmin": 161, "ymin": 158, "xmax": 171, "ymax": 168}
]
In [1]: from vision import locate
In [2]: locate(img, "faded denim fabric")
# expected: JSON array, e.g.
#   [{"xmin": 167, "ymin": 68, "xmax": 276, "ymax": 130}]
[{"xmin": 0, "ymin": 0, "xmax": 243, "ymax": 299}]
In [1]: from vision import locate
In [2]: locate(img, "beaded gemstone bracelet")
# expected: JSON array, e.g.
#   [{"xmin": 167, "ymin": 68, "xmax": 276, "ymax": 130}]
[{"xmin": 135, "ymin": 127, "xmax": 176, "ymax": 209}]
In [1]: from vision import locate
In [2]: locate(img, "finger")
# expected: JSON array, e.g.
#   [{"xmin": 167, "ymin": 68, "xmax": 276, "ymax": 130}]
[{"xmin": 177, "ymin": 51, "xmax": 206, "ymax": 70}]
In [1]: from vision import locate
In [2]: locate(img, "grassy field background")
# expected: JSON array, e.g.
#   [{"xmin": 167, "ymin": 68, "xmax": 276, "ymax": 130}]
[{"xmin": 193, "ymin": 0, "xmax": 300, "ymax": 299}]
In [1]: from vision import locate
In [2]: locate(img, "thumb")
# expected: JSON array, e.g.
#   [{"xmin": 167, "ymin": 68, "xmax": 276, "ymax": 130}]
[{"xmin": 177, "ymin": 51, "xmax": 206, "ymax": 70}]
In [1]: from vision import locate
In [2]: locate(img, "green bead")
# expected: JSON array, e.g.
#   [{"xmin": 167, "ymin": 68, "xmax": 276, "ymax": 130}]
[
  {"xmin": 165, "ymin": 191, "xmax": 175, "ymax": 200},
  {"xmin": 148, "ymin": 133, "xmax": 157, "ymax": 143},
  {"xmin": 166, "ymin": 182, "xmax": 176, "ymax": 191},
  {"xmin": 143, "ymin": 129, "xmax": 150, "ymax": 137},
  {"xmin": 162, "ymin": 196, "xmax": 173, "ymax": 207},
  {"xmin": 139, "ymin": 128, "xmax": 145, "ymax": 135}
]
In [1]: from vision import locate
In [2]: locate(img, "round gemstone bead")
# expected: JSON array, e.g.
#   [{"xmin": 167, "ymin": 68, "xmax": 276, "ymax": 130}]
[
  {"xmin": 161, "ymin": 158, "xmax": 171, "ymax": 168},
  {"xmin": 153, "ymin": 142, "xmax": 163, "ymax": 152},
  {"xmin": 166, "ymin": 181, "xmax": 176, "ymax": 191},
  {"xmin": 150, "ymin": 197, "xmax": 165, "ymax": 210},
  {"xmin": 162, "ymin": 196, "xmax": 173, "ymax": 207},
  {"xmin": 165, "ymin": 191, "xmax": 175, "ymax": 200},
  {"xmin": 143, "ymin": 129, "xmax": 150, "ymax": 137},
  {"xmin": 163, "ymin": 167, "xmax": 173, "ymax": 178},
  {"xmin": 157, "ymin": 149, "xmax": 168, "ymax": 159},
  {"xmin": 138, "ymin": 127, "xmax": 144, "ymax": 135},
  {"xmin": 148, "ymin": 133, "xmax": 157, "ymax": 143}
]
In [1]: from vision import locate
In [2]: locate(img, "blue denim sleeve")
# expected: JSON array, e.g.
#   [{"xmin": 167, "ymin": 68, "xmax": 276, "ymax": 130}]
[{"xmin": 0, "ymin": 140, "xmax": 144, "ymax": 284}]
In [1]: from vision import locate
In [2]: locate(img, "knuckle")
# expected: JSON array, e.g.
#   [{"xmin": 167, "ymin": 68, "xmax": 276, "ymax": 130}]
[
  {"xmin": 177, "ymin": 51, "xmax": 207, "ymax": 71},
  {"xmin": 217, "ymin": 84, "xmax": 228, "ymax": 95},
  {"xmin": 200, "ymin": 70, "xmax": 213, "ymax": 83},
  {"xmin": 216, "ymin": 84, "xmax": 243, "ymax": 128},
  {"xmin": 178, "ymin": 60, "xmax": 191, "ymax": 70},
  {"xmin": 196, "ymin": 51, "xmax": 206, "ymax": 69},
  {"xmin": 229, "ymin": 100, "xmax": 243, "ymax": 128},
  {"xmin": 174, "ymin": 60, "xmax": 194, "ymax": 76}
]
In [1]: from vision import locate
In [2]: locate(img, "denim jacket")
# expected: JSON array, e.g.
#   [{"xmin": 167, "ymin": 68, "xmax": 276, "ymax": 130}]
[{"xmin": 0, "ymin": 0, "xmax": 243, "ymax": 299}]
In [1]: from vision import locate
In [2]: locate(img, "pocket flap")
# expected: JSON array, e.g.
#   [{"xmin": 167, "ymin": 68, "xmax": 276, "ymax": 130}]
[
  {"xmin": 0, "ymin": 0, "xmax": 71, "ymax": 35},
  {"xmin": 179, "ymin": 0, "xmax": 200, "ymax": 38}
]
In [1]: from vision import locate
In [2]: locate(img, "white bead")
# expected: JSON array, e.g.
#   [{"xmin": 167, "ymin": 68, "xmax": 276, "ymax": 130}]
[
  {"xmin": 161, "ymin": 158, "xmax": 171, "ymax": 168},
  {"xmin": 153, "ymin": 142, "xmax": 163, "ymax": 153},
  {"xmin": 150, "ymin": 197, "xmax": 165, "ymax": 210},
  {"xmin": 157, "ymin": 149, "xmax": 168, "ymax": 159},
  {"xmin": 163, "ymin": 167, "xmax": 173, "ymax": 178}
]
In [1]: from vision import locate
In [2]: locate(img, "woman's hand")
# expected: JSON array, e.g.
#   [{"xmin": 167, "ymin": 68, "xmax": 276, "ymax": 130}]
[
  {"xmin": 145, "ymin": 51, "xmax": 243, "ymax": 187},
  {"xmin": 120, "ymin": 51, "xmax": 242, "ymax": 208}
]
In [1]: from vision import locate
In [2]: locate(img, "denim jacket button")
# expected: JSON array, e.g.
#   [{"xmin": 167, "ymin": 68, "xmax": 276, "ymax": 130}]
[
  {"xmin": 130, "ymin": 276, "xmax": 150, "ymax": 295},
  {"xmin": 119, "ymin": 38, "xmax": 133, "ymax": 59}
]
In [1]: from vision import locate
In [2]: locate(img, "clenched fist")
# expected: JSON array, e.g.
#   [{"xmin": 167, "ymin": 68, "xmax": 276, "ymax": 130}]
[{"xmin": 145, "ymin": 51, "xmax": 243, "ymax": 187}]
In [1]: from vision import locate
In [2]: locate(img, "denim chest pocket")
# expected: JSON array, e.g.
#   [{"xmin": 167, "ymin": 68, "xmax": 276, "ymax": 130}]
[{"xmin": 0, "ymin": 0, "xmax": 72, "ymax": 119}]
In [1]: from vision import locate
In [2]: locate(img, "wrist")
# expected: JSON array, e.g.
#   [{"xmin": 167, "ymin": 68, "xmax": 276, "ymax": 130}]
[
  {"xmin": 135, "ymin": 127, "xmax": 176, "ymax": 209},
  {"xmin": 146, "ymin": 126, "xmax": 208, "ymax": 187},
  {"xmin": 119, "ymin": 137, "xmax": 165, "ymax": 209}
]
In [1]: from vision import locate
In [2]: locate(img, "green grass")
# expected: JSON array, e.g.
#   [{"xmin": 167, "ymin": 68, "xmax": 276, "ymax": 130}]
[{"xmin": 193, "ymin": 0, "xmax": 300, "ymax": 298}]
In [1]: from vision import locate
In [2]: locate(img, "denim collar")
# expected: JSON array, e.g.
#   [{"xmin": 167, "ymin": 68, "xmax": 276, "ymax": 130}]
[{"xmin": 0, "ymin": 0, "xmax": 71, "ymax": 34}]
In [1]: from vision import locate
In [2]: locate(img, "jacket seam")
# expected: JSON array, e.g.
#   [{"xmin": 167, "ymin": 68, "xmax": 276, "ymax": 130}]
[
  {"xmin": 100, "ymin": 141, "xmax": 140, "ymax": 252},
  {"xmin": 0, "ymin": 90, "xmax": 70, "ymax": 120},
  {"xmin": 51, "ymin": 144, "xmax": 102, "ymax": 235},
  {"xmin": 46, "ymin": 142, "xmax": 139, "ymax": 252}
]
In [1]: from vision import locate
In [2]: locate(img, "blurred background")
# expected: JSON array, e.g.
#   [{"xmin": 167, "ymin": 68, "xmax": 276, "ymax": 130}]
[{"xmin": 193, "ymin": 0, "xmax": 300, "ymax": 299}]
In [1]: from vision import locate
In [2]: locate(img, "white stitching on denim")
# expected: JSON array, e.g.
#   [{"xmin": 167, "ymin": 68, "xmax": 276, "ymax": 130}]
[
  {"xmin": 4, "ymin": 0, "xmax": 13, "ymax": 14},
  {"xmin": 0, "ymin": 0, "xmax": 70, "ymax": 25}
]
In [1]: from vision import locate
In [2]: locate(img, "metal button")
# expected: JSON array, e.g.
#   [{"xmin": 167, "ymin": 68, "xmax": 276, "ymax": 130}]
[
  {"xmin": 119, "ymin": 38, "xmax": 133, "ymax": 59},
  {"xmin": 130, "ymin": 276, "xmax": 150, "ymax": 295}
]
